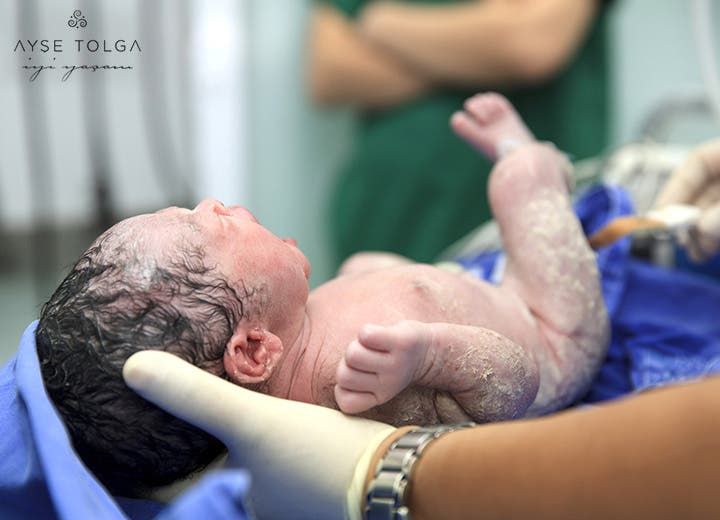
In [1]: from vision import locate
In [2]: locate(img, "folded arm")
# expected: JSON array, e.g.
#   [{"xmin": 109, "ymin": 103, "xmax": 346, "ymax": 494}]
[
  {"xmin": 406, "ymin": 377, "xmax": 720, "ymax": 519},
  {"xmin": 335, "ymin": 320, "xmax": 539, "ymax": 423},
  {"xmin": 307, "ymin": 5, "xmax": 431, "ymax": 108},
  {"xmin": 359, "ymin": 0, "xmax": 601, "ymax": 86}
]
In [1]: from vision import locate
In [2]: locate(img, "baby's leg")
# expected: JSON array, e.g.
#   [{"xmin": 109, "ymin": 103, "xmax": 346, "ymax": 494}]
[{"xmin": 454, "ymin": 94, "xmax": 609, "ymax": 415}]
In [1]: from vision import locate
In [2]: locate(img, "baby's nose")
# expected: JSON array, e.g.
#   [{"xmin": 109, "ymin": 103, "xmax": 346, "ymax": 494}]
[
  {"xmin": 228, "ymin": 205, "xmax": 258, "ymax": 223},
  {"xmin": 194, "ymin": 198, "xmax": 225, "ymax": 212}
]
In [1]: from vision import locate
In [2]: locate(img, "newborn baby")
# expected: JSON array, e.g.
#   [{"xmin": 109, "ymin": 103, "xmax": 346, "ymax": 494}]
[
  {"xmin": 285, "ymin": 94, "xmax": 608, "ymax": 424},
  {"xmin": 37, "ymin": 93, "xmax": 608, "ymax": 494}
]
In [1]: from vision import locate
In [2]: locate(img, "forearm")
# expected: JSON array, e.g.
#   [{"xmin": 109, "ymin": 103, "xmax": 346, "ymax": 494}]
[
  {"xmin": 420, "ymin": 322, "xmax": 539, "ymax": 421},
  {"xmin": 403, "ymin": 377, "xmax": 720, "ymax": 519},
  {"xmin": 307, "ymin": 5, "xmax": 431, "ymax": 108},
  {"xmin": 359, "ymin": 0, "xmax": 600, "ymax": 86}
]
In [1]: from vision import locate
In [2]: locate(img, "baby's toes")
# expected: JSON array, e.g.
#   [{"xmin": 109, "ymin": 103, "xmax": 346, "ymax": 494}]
[{"xmin": 464, "ymin": 93, "xmax": 510, "ymax": 123}]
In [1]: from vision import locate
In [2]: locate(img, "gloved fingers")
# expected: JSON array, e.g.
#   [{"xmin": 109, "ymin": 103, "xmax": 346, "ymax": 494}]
[
  {"xmin": 694, "ymin": 204, "xmax": 720, "ymax": 260},
  {"xmin": 693, "ymin": 181, "xmax": 720, "ymax": 210},
  {"xmin": 680, "ymin": 205, "xmax": 720, "ymax": 262},
  {"xmin": 124, "ymin": 351, "xmax": 363, "ymax": 448},
  {"xmin": 125, "ymin": 350, "xmax": 398, "ymax": 520},
  {"xmin": 124, "ymin": 350, "xmax": 395, "ymax": 450},
  {"xmin": 694, "ymin": 137, "xmax": 720, "ymax": 181},
  {"xmin": 124, "ymin": 351, "xmax": 274, "ymax": 446},
  {"xmin": 656, "ymin": 138, "xmax": 720, "ymax": 207},
  {"xmin": 655, "ymin": 152, "xmax": 708, "ymax": 207}
]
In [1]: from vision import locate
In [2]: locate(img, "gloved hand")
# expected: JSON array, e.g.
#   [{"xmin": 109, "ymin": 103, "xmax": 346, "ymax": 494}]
[
  {"xmin": 655, "ymin": 138, "xmax": 720, "ymax": 260},
  {"xmin": 123, "ymin": 351, "xmax": 398, "ymax": 520}
]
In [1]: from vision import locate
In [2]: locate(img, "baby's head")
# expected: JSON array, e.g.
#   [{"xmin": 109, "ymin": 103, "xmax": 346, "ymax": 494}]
[{"xmin": 35, "ymin": 199, "xmax": 311, "ymax": 496}]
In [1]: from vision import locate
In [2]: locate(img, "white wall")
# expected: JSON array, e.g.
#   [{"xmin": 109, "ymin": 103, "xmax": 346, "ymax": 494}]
[
  {"xmin": 246, "ymin": 0, "xmax": 354, "ymax": 285},
  {"xmin": 609, "ymin": 0, "xmax": 720, "ymax": 144},
  {"xmin": 0, "ymin": 0, "xmax": 193, "ymax": 229}
]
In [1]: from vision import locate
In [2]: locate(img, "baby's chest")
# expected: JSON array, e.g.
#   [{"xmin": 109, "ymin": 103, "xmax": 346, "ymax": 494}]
[{"xmin": 324, "ymin": 266, "xmax": 479, "ymax": 326}]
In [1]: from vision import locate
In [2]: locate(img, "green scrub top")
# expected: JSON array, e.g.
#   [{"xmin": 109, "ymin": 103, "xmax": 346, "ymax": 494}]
[{"xmin": 326, "ymin": 0, "xmax": 613, "ymax": 265}]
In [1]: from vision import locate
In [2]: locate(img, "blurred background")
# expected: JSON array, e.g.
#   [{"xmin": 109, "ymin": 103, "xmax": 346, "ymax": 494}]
[{"xmin": 1, "ymin": 0, "xmax": 719, "ymax": 362}]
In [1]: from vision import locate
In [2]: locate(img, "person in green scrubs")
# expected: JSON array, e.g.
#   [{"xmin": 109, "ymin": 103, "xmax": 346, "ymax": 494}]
[{"xmin": 308, "ymin": 0, "xmax": 614, "ymax": 265}]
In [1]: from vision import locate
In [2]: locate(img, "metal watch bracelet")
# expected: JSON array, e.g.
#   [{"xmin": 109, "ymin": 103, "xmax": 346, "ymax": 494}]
[{"xmin": 365, "ymin": 422, "xmax": 476, "ymax": 520}]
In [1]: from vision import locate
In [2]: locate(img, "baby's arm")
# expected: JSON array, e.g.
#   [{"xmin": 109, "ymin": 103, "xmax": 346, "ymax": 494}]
[
  {"xmin": 335, "ymin": 320, "xmax": 539, "ymax": 422},
  {"xmin": 335, "ymin": 94, "xmax": 608, "ymax": 421},
  {"xmin": 454, "ymin": 93, "xmax": 609, "ymax": 415}
]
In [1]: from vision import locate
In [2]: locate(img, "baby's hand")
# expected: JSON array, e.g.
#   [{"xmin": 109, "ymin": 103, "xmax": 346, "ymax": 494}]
[{"xmin": 334, "ymin": 320, "xmax": 431, "ymax": 414}]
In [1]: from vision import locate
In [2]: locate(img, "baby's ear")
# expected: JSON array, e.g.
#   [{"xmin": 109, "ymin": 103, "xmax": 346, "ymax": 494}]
[{"xmin": 223, "ymin": 327, "xmax": 283, "ymax": 384}]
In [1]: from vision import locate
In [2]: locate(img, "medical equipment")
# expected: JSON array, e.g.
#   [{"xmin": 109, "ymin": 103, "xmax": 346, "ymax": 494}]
[{"xmin": 588, "ymin": 204, "xmax": 700, "ymax": 250}]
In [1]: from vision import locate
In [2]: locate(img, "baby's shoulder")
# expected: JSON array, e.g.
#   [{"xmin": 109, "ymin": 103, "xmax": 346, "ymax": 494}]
[{"xmin": 312, "ymin": 263, "xmax": 451, "ymax": 303}]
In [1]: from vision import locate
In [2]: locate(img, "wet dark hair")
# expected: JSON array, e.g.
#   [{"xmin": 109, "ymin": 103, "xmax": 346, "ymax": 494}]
[{"xmin": 35, "ymin": 232, "xmax": 248, "ymax": 497}]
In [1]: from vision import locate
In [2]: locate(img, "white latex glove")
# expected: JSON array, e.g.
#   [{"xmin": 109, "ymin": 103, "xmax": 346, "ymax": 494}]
[
  {"xmin": 123, "ymin": 351, "xmax": 396, "ymax": 520},
  {"xmin": 655, "ymin": 138, "xmax": 720, "ymax": 260}
]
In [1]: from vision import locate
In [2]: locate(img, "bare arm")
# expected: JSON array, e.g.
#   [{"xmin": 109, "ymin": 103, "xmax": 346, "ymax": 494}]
[
  {"xmin": 335, "ymin": 320, "xmax": 539, "ymax": 423},
  {"xmin": 359, "ymin": 0, "xmax": 601, "ymax": 86},
  {"xmin": 401, "ymin": 377, "xmax": 720, "ymax": 519},
  {"xmin": 307, "ymin": 5, "xmax": 431, "ymax": 108},
  {"xmin": 419, "ymin": 322, "xmax": 540, "ymax": 421}
]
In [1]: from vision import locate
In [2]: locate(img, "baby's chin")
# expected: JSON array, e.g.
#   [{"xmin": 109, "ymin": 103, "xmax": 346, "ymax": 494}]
[
  {"xmin": 302, "ymin": 256, "xmax": 312, "ymax": 279},
  {"xmin": 288, "ymin": 242, "xmax": 311, "ymax": 279}
]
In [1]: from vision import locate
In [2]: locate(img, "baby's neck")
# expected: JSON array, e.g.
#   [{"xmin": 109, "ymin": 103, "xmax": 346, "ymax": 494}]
[{"xmin": 264, "ymin": 311, "xmax": 321, "ymax": 405}]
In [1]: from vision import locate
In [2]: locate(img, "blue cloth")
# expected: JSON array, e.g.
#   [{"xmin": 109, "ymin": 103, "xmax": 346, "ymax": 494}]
[
  {"xmin": 0, "ymin": 322, "xmax": 253, "ymax": 520},
  {"xmin": 455, "ymin": 184, "xmax": 720, "ymax": 403}
]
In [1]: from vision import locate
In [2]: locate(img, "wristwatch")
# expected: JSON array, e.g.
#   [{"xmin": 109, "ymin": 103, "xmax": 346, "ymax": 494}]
[{"xmin": 365, "ymin": 422, "xmax": 476, "ymax": 520}]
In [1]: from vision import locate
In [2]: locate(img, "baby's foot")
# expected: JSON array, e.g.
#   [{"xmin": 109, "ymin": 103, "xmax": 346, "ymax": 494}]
[
  {"xmin": 334, "ymin": 321, "xmax": 430, "ymax": 415},
  {"xmin": 450, "ymin": 92, "xmax": 534, "ymax": 161}
]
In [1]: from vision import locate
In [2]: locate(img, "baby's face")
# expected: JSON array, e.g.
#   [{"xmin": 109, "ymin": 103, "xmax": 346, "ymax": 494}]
[{"xmin": 107, "ymin": 198, "xmax": 312, "ymax": 326}]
